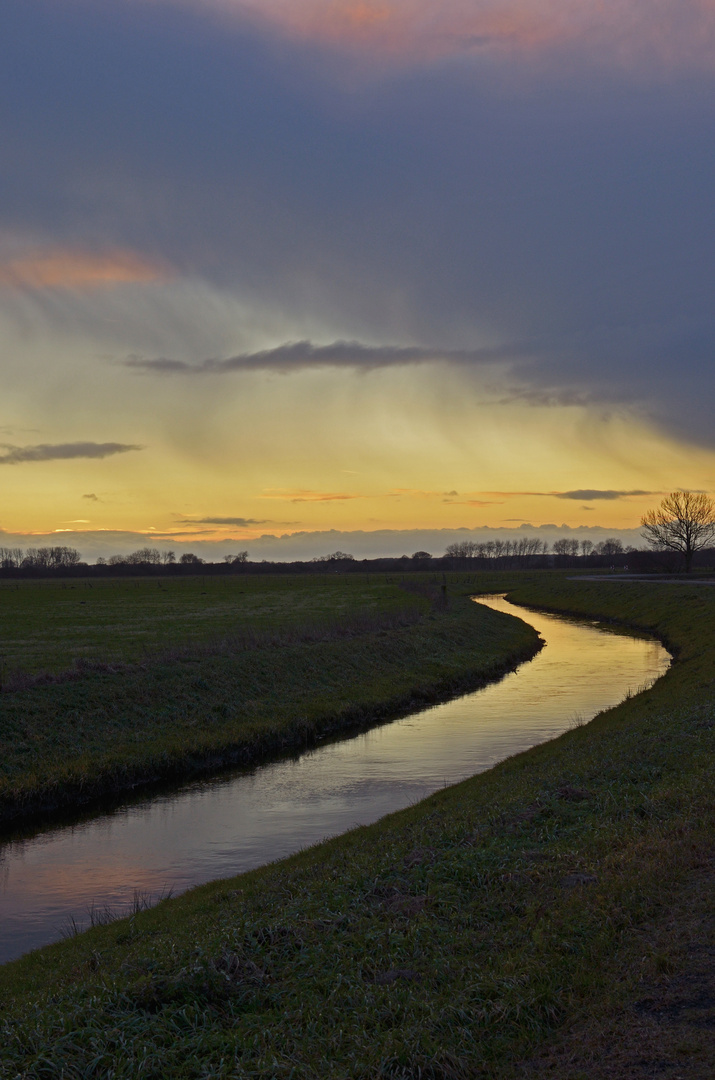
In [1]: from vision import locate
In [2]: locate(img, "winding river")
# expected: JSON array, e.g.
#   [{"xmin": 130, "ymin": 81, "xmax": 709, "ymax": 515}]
[{"xmin": 0, "ymin": 596, "xmax": 670, "ymax": 965}]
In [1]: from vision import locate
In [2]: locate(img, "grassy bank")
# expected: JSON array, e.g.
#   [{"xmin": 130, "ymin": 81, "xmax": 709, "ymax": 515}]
[
  {"xmin": 0, "ymin": 574, "xmax": 540, "ymax": 824},
  {"xmin": 1, "ymin": 575, "xmax": 714, "ymax": 1077}
]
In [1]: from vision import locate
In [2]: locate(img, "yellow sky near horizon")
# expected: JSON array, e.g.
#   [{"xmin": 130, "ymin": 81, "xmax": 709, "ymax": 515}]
[
  {"xmin": 2, "ymin": 344, "xmax": 714, "ymax": 543},
  {"xmin": 1, "ymin": 246, "xmax": 714, "ymax": 546}
]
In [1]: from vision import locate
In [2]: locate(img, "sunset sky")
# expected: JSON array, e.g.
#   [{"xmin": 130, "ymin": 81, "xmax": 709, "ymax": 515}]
[{"xmin": 2, "ymin": 0, "xmax": 715, "ymax": 560}]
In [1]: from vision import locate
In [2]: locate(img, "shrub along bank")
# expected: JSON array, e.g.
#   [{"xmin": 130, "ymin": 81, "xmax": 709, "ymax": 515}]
[{"xmin": 2, "ymin": 575, "xmax": 715, "ymax": 1078}]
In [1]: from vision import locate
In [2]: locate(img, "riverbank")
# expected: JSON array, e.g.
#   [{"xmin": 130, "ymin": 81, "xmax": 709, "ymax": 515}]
[
  {"xmin": 0, "ymin": 576, "xmax": 540, "ymax": 825},
  {"xmin": 1, "ymin": 594, "xmax": 664, "ymax": 965},
  {"xmin": 2, "ymin": 575, "xmax": 714, "ymax": 1077}
]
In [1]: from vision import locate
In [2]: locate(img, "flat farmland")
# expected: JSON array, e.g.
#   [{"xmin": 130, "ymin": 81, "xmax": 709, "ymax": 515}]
[
  {"xmin": 0, "ymin": 573, "xmax": 540, "ymax": 822},
  {"xmin": 0, "ymin": 574, "xmax": 418, "ymax": 675},
  {"xmin": 3, "ymin": 576, "xmax": 715, "ymax": 1078}
]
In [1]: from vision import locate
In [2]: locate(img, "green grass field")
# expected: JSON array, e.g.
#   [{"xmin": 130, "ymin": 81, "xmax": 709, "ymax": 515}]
[
  {"xmin": 0, "ymin": 573, "xmax": 540, "ymax": 822},
  {"xmin": 0, "ymin": 574, "xmax": 421, "ymax": 675},
  {"xmin": 2, "ymin": 573, "xmax": 715, "ymax": 1078}
]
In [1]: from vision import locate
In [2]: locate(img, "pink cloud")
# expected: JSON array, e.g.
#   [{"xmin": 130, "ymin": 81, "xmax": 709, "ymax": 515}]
[
  {"xmin": 198, "ymin": 0, "xmax": 715, "ymax": 70},
  {"xmin": 0, "ymin": 249, "xmax": 169, "ymax": 291}
]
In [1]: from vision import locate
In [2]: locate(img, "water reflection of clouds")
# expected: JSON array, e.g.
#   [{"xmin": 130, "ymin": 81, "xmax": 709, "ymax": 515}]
[{"xmin": 0, "ymin": 597, "xmax": 669, "ymax": 964}]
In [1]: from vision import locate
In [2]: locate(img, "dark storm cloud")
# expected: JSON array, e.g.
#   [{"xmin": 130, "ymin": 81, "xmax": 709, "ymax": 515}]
[
  {"xmin": 3, "ymin": 0, "xmax": 715, "ymax": 442},
  {"xmin": 0, "ymin": 442, "xmax": 143, "ymax": 465},
  {"xmin": 122, "ymin": 341, "xmax": 522, "ymax": 375}
]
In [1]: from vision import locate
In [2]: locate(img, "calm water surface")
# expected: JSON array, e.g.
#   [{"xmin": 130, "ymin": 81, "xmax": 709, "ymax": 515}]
[{"xmin": 0, "ymin": 597, "xmax": 670, "ymax": 964}]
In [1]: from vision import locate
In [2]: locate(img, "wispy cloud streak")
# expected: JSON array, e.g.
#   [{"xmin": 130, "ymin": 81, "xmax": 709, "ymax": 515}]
[
  {"xmin": 0, "ymin": 442, "xmax": 143, "ymax": 465},
  {"xmin": 554, "ymin": 489, "xmax": 655, "ymax": 501},
  {"xmin": 122, "ymin": 340, "xmax": 524, "ymax": 376},
  {"xmin": 175, "ymin": 516, "xmax": 299, "ymax": 526},
  {"xmin": 260, "ymin": 489, "xmax": 365, "ymax": 502}
]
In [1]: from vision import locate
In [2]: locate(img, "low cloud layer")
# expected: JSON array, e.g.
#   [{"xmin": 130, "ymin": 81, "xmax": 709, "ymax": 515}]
[
  {"xmin": 0, "ymin": 442, "xmax": 143, "ymax": 465},
  {"xmin": 0, "ymin": 523, "xmax": 647, "ymax": 564}
]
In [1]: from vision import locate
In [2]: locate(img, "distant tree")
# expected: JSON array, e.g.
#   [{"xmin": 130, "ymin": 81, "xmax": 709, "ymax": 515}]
[
  {"xmin": 593, "ymin": 538, "xmax": 624, "ymax": 557},
  {"xmin": 411, "ymin": 551, "xmax": 431, "ymax": 559},
  {"xmin": 514, "ymin": 538, "xmax": 546, "ymax": 561},
  {"xmin": 224, "ymin": 551, "xmax": 248, "ymax": 564},
  {"xmin": 551, "ymin": 539, "xmax": 578, "ymax": 565},
  {"xmin": 0, "ymin": 547, "xmax": 23, "ymax": 569},
  {"xmin": 641, "ymin": 491, "xmax": 715, "ymax": 572},
  {"xmin": 161, "ymin": 551, "xmax": 176, "ymax": 565},
  {"xmin": 580, "ymin": 540, "xmax": 594, "ymax": 558},
  {"xmin": 445, "ymin": 541, "xmax": 480, "ymax": 558},
  {"xmin": 179, "ymin": 553, "xmax": 204, "ymax": 565},
  {"xmin": 312, "ymin": 551, "xmax": 355, "ymax": 562},
  {"xmin": 57, "ymin": 546, "xmax": 81, "ymax": 567},
  {"xmin": 125, "ymin": 547, "xmax": 162, "ymax": 566},
  {"xmin": 19, "ymin": 545, "xmax": 81, "ymax": 569}
]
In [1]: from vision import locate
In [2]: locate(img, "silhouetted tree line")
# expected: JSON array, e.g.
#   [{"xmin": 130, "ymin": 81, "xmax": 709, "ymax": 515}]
[
  {"xmin": 0, "ymin": 540, "xmax": 712, "ymax": 578},
  {"xmin": 0, "ymin": 546, "xmax": 82, "ymax": 571},
  {"xmin": 444, "ymin": 538, "xmax": 549, "ymax": 565}
]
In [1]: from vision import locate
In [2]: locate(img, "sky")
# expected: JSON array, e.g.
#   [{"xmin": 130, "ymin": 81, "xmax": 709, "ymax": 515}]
[{"xmin": 2, "ymin": 0, "xmax": 715, "ymax": 560}]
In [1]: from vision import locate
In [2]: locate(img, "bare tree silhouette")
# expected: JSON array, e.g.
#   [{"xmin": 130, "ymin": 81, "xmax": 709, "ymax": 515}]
[{"xmin": 641, "ymin": 491, "xmax": 715, "ymax": 572}]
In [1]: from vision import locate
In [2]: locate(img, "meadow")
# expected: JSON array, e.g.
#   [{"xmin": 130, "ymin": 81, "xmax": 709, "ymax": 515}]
[
  {"xmin": 0, "ymin": 573, "xmax": 540, "ymax": 823},
  {"xmin": 2, "ymin": 573, "xmax": 715, "ymax": 1077},
  {"xmin": 0, "ymin": 574, "xmax": 425, "ymax": 675}
]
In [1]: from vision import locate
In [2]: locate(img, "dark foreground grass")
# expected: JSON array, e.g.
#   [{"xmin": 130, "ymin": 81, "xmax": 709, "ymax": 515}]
[
  {"xmin": 1, "ymin": 575, "xmax": 715, "ymax": 1077},
  {"xmin": 0, "ymin": 575, "xmax": 540, "ymax": 823}
]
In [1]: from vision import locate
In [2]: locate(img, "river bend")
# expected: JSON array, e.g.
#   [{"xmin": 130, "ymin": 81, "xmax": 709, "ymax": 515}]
[{"xmin": 0, "ymin": 596, "xmax": 670, "ymax": 964}]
